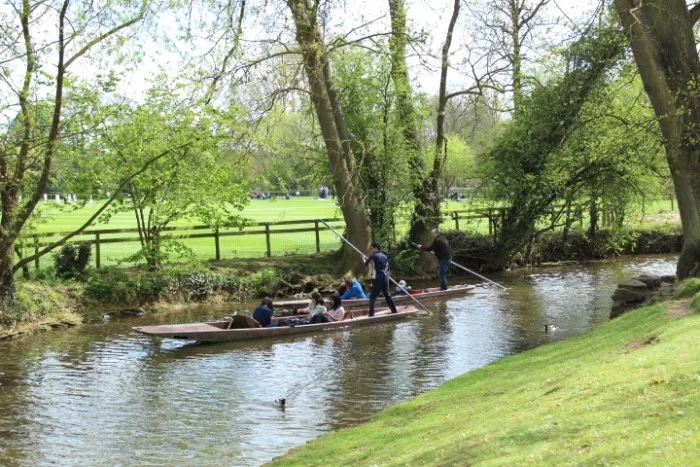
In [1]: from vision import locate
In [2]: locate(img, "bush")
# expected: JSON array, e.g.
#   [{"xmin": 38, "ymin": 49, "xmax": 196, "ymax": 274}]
[
  {"xmin": 54, "ymin": 244, "xmax": 92, "ymax": 279},
  {"xmin": 691, "ymin": 291, "xmax": 700, "ymax": 313},
  {"xmin": 674, "ymin": 278, "xmax": 700, "ymax": 299}
]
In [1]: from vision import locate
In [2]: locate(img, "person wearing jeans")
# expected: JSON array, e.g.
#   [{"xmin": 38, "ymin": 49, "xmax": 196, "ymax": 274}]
[
  {"xmin": 364, "ymin": 242, "xmax": 398, "ymax": 317},
  {"xmin": 419, "ymin": 228, "xmax": 453, "ymax": 291}
]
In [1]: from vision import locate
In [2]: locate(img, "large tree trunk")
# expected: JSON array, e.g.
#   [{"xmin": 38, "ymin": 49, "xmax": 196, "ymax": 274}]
[
  {"xmin": 615, "ymin": 0, "xmax": 700, "ymax": 279},
  {"xmin": 287, "ymin": 0, "xmax": 371, "ymax": 275},
  {"xmin": 387, "ymin": 0, "xmax": 441, "ymax": 272}
]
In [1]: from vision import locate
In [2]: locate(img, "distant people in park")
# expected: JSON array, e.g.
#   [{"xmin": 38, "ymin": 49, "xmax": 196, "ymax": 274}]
[
  {"xmin": 252, "ymin": 297, "xmax": 274, "ymax": 327},
  {"xmin": 318, "ymin": 185, "xmax": 329, "ymax": 199},
  {"xmin": 307, "ymin": 291, "xmax": 329, "ymax": 324},
  {"xmin": 340, "ymin": 278, "xmax": 367, "ymax": 300},
  {"xmin": 325, "ymin": 295, "xmax": 347, "ymax": 322},
  {"xmin": 418, "ymin": 228, "xmax": 452, "ymax": 290},
  {"xmin": 284, "ymin": 193, "xmax": 290, "ymax": 200},
  {"xmin": 392, "ymin": 279, "xmax": 411, "ymax": 296},
  {"xmin": 364, "ymin": 241, "xmax": 398, "ymax": 317}
]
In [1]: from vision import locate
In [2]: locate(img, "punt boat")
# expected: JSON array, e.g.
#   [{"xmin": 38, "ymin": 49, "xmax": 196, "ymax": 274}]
[
  {"xmin": 133, "ymin": 306, "xmax": 418, "ymax": 343},
  {"xmin": 273, "ymin": 284, "xmax": 475, "ymax": 311}
]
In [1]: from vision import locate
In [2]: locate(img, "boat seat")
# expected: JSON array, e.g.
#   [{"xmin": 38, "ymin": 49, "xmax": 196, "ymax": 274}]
[{"xmin": 227, "ymin": 315, "xmax": 262, "ymax": 329}]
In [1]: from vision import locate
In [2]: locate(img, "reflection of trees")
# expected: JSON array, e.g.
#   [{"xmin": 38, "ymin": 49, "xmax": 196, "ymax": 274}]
[{"xmin": 409, "ymin": 301, "xmax": 453, "ymax": 394}]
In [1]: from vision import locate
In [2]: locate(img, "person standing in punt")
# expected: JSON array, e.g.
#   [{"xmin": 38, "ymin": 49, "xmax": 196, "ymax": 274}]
[
  {"xmin": 418, "ymin": 228, "xmax": 452, "ymax": 290},
  {"xmin": 364, "ymin": 242, "xmax": 398, "ymax": 317}
]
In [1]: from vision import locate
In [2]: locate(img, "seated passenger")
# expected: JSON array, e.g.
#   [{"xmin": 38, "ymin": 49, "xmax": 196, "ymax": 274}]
[
  {"xmin": 307, "ymin": 291, "xmax": 329, "ymax": 324},
  {"xmin": 340, "ymin": 278, "xmax": 368, "ymax": 300},
  {"xmin": 392, "ymin": 280, "xmax": 411, "ymax": 296},
  {"xmin": 252, "ymin": 297, "xmax": 274, "ymax": 327},
  {"xmin": 325, "ymin": 295, "xmax": 348, "ymax": 322}
]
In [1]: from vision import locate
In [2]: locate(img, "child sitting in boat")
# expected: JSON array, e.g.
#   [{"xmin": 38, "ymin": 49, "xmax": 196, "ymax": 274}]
[
  {"xmin": 307, "ymin": 291, "xmax": 329, "ymax": 324},
  {"xmin": 392, "ymin": 280, "xmax": 411, "ymax": 296},
  {"xmin": 325, "ymin": 295, "xmax": 348, "ymax": 321}
]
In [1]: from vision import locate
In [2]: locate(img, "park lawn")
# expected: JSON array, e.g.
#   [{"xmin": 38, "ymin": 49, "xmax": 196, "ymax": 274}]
[{"xmin": 273, "ymin": 301, "xmax": 700, "ymax": 466}]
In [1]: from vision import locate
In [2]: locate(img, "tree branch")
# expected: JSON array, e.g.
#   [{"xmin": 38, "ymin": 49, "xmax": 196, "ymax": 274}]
[
  {"xmin": 690, "ymin": 2, "xmax": 700, "ymax": 25},
  {"xmin": 13, "ymin": 141, "xmax": 194, "ymax": 272}
]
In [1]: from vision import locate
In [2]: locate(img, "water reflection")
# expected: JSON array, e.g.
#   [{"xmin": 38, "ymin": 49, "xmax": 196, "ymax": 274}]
[{"xmin": 0, "ymin": 255, "xmax": 677, "ymax": 466}]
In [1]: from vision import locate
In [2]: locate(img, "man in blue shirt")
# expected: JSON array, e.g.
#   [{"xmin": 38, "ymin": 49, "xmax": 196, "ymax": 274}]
[
  {"xmin": 340, "ymin": 278, "xmax": 367, "ymax": 299},
  {"xmin": 364, "ymin": 242, "xmax": 398, "ymax": 317},
  {"xmin": 252, "ymin": 297, "xmax": 274, "ymax": 327}
]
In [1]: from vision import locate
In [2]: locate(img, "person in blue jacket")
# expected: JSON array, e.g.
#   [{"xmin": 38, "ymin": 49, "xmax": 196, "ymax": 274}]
[
  {"xmin": 252, "ymin": 297, "xmax": 274, "ymax": 327},
  {"xmin": 340, "ymin": 278, "xmax": 367, "ymax": 300},
  {"xmin": 364, "ymin": 242, "xmax": 398, "ymax": 317}
]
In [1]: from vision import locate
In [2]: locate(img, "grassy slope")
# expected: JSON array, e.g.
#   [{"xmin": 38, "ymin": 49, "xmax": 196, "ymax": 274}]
[{"xmin": 274, "ymin": 302, "xmax": 700, "ymax": 466}]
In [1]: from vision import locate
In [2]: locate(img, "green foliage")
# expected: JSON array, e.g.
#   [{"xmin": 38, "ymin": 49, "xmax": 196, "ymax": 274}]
[
  {"xmin": 83, "ymin": 266, "xmax": 292, "ymax": 305},
  {"xmin": 476, "ymin": 27, "xmax": 626, "ymax": 266},
  {"xmin": 0, "ymin": 282, "xmax": 82, "ymax": 326},
  {"xmin": 674, "ymin": 278, "xmax": 700, "ymax": 299},
  {"xmin": 54, "ymin": 245, "xmax": 92, "ymax": 279},
  {"xmin": 691, "ymin": 292, "xmax": 700, "ymax": 313}
]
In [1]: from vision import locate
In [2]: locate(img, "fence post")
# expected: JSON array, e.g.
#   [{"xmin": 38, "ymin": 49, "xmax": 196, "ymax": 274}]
[
  {"xmin": 265, "ymin": 223, "xmax": 271, "ymax": 257},
  {"xmin": 95, "ymin": 232, "xmax": 101, "ymax": 268},
  {"xmin": 214, "ymin": 227, "xmax": 221, "ymax": 261},
  {"xmin": 314, "ymin": 220, "xmax": 321, "ymax": 253},
  {"xmin": 488, "ymin": 209, "xmax": 493, "ymax": 237},
  {"xmin": 33, "ymin": 235, "xmax": 40, "ymax": 270},
  {"xmin": 452, "ymin": 211, "xmax": 460, "ymax": 231}
]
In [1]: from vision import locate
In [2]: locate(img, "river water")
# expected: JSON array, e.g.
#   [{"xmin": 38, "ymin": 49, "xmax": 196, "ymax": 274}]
[{"xmin": 0, "ymin": 255, "xmax": 676, "ymax": 466}]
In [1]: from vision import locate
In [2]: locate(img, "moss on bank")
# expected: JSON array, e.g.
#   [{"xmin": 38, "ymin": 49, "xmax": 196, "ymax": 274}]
[{"xmin": 273, "ymin": 300, "xmax": 700, "ymax": 466}]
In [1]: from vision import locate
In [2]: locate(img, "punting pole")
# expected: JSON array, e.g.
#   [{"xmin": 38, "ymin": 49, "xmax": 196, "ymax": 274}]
[
  {"xmin": 412, "ymin": 242, "xmax": 507, "ymax": 290},
  {"xmin": 318, "ymin": 219, "xmax": 434, "ymax": 315}
]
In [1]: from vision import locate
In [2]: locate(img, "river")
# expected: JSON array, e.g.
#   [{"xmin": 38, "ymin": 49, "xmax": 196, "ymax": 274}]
[{"xmin": 0, "ymin": 255, "xmax": 676, "ymax": 466}]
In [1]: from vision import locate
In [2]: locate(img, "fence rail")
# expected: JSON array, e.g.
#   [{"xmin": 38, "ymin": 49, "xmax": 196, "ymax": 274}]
[{"xmin": 16, "ymin": 205, "xmax": 595, "ymax": 270}]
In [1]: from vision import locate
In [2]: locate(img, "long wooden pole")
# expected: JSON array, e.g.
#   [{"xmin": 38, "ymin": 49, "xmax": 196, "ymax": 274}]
[{"xmin": 318, "ymin": 219, "xmax": 433, "ymax": 315}]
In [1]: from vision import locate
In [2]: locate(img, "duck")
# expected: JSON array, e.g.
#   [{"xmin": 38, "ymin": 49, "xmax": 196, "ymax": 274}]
[{"xmin": 274, "ymin": 398, "xmax": 286, "ymax": 409}]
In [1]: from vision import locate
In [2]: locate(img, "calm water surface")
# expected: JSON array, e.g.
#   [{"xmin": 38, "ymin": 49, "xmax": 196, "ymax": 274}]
[{"xmin": 0, "ymin": 255, "xmax": 676, "ymax": 466}]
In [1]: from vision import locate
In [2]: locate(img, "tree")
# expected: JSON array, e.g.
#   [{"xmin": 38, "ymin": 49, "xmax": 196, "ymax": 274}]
[
  {"xmin": 0, "ymin": 0, "xmax": 148, "ymax": 302},
  {"xmin": 477, "ymin": 27, "xmax": 624, "ymax": 268},
  {"xmin": 614, "ymin": 0, "xmax": 700, "ymax": 279},
  {"xmin": 285, "ymin": 0, "xmax": 372, "ymax": 275},
  {"xmin": 97, "ymin": 89, "xmax": 249, "ymax": 269},
  {"xmin": 472, "ymin": 0, "xmax": 552, "ymax": 113}
]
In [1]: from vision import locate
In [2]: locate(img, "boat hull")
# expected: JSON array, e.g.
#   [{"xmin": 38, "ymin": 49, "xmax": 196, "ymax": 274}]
[
  {"xmin": 133, "ymin": 306, "xmax": 418, "ymax": 343},
  {"xmin": 274, "ymin": 284, "xmax": 475, "ymax": 310}
]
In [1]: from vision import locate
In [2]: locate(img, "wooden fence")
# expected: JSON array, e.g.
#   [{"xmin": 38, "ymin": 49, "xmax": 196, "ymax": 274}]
[{"xmin": 17, "ymin": 205, "xmax": 592, "ymax": 269}]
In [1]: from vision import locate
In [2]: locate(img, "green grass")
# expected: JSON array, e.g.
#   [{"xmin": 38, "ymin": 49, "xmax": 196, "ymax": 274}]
[
  {"xmin": 273, "ymin": 301, "xmax": 700, "ymax": 466},
  {"xmin": 18, "ymin": 197, "xmax": 679, "ymax": 269}
]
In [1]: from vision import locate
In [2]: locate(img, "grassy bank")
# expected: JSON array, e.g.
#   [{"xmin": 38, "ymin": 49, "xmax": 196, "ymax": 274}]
[
  {"xmin": 274, "ymin": 300, "xmax": 700, "ymax": 465},
  {"xmin": 1, "ymin": 254, "xmax": 339, "ymax": 339}
]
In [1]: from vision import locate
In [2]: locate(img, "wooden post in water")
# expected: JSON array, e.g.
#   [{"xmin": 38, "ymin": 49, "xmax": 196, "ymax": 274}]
[
  {"xmin": 265, "ymin": 223, "xmax": 271, "ymax": 257},
  {"xmin": 314, "ymin": 220, "xmax": 321, "ymax": 253},
  {"xmin": 95, "ymin": 232, "xmax": 101, "ymax": 268}
]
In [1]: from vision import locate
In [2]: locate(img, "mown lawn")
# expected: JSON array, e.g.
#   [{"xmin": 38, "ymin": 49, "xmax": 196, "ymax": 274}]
[
  {"xmin": 273, "ymin": 301, "xmax": 700, "ymax": 466},
  {"xmin": 19, "ymin": 197, "xmax": 679, "ymax": 268}
]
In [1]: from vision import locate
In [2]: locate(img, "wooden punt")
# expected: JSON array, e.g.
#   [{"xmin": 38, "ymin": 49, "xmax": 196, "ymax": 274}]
[
  {"xmin": 273, "ymin": 284, "xmax": 475, "ymax": 311},
  {"xmin": 132, "ymin": 306, "xmax": 418, "ymax": 343}
]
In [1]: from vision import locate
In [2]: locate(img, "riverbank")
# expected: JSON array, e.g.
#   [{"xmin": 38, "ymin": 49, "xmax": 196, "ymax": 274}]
[
  {"xmin": 273, "ymin": 297, "xmax": 700, "ymax": 465},
  {"xmin": 0, "ymin": 254, "xmax": 341, "ymax": 340}
]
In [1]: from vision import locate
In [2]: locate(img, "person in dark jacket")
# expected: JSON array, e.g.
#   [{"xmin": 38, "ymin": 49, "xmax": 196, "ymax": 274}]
[
  {"xmin": 252, "ymin": 297, "xmax": 274, "ymax": 327},
  {"xmin": 364, "ymin": 242, "xmax": 398, "ymax": 317},
  {"xmin": 419, "ymin": 228, "xmax": 452, "ymax": 290}
]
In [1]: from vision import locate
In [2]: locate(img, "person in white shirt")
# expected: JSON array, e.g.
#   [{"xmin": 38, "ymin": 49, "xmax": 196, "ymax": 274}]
[{"xmin": 325, "ymin": 295, "xmax": 348, "ymax": 321}]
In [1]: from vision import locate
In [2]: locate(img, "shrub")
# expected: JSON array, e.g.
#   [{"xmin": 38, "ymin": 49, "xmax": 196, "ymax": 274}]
[
  {"xmin": 691, "ymin": 291, "xmax": 700, "ymax": 314},
  {"xmin": 674, "ymin": 278, "xmax": 700, "ymax": 299},
  {"xmin": 54, "ymin": 244, "xmax": 92, "ymax": 279}
]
